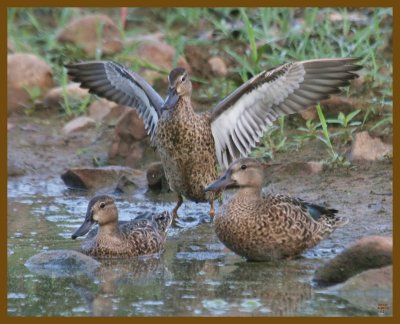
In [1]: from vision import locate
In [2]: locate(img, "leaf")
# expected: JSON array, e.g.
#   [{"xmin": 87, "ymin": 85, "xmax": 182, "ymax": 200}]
[
  {"xmin": 338, "ymin": 112, "xmax": 345, "ymax": 124},
  {"xmin": 241, "ymin": 9, "xmax": 257, "ymax": 65},
  {"xmin": 346, "ymin": 109, "xmax": 361, "ymax": 122}
]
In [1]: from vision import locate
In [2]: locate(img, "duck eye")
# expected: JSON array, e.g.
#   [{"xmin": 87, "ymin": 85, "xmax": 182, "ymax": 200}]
[
  {"xmin": 99, "ymin": 202, "xmax": 106, "ymax": 209},
  {"xmin": 181, "ymin": 74, "xmax": 186, "ymax": 82},
  {"xmin": 241, "ymin": 164, "xmax": 247, "ymax": 170}
]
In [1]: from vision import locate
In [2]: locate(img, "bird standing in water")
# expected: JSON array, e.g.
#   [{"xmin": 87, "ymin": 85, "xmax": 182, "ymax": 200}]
[
  {"xmin": 71, "ymin": 195, "xmax": 172, "ymax": 258},
  {"xmin": 205, "ymin": 158, "xmax": 348, "ymax": 261},
  {"xmin": 66, "ymin": 57, "xmax": 361, "ymax": 218}
]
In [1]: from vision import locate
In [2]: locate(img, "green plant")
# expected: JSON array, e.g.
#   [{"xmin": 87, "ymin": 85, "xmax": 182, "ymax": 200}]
[
  {"xmin": 316, "ymin": 104, "xmax": 351, "ymax": 167},
  {"xmin": 294, "ymin": 118, "xmax": 320, "ymax": 147},
  {"xmin": 21, "ymin": 85, "xmax": 43, "ymax": 115},
  {"xmin": 222, "ymin": 9, "xmax": 268, "ymax": 82},
  {"xmin": 326, "ymin": 109, "xmax": 362, "ymax": 144},
  {"xmin": 251, "ymin": 116, "xmax": 287, "ymax": 160},
  {"xmin": 60, "ymin": 67, "xmax": 91, "ymax": 116},
  {"xmin": 370, "ymin": 113, "xmax": 392, "ymax": 132}
]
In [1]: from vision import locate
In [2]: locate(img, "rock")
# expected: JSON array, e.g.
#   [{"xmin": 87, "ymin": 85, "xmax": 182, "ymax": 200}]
[
  {"xmin": 299, "ymin": 106, "xmax": 317, "ymax": 120},
  {"xmin": 350, "ymin": 75, "xmax": 366, "ymax": 93},
  {"xmin": 108, "ymin": 139, "xmax": 144, "ymax": 168},
  {"xmin": 306, "ymin": 161, "xmax": 324, "ymax": 174},
  {"xmin": 351, "ymin": 131, "xmax": 392, "ymax": 161},
  {"xmin": 125, "ymin": 32, "xmax": 165, "ymax": 44},
  {"xmin": 323, "ymin": 266, "xmax": 392, "ymax": 315},
  {"xmin": 267, "ymin": 161, "xmax": 325, "ymax": 179},
  {"xmin": 61, "ymin": 165, "xmax": 146, "ymax": 191},
  {"xmin": 108, "ymin": 110, "xmax": 150, "ymax": 167},
  {"xmin": 305, "ymin": 96, "xmax": 355, "ymax": 118},
  {"xmin": 43, "ymin": 83, "xmax": 89, "ymax": 109},
  {"xmin": 88, "ymin": 99, "xmax": 128, "ymax": 123},
  {"xmin": 136, "ymin": 39, "xmax": 191, "ymax": 82},
  {"xmin": 25, "ymin": 250, "xmax": 100, "ymax": 278},
  {"xmin": 62, "ymin": 116, "xmax": 96, "ymax": 135},
  {"xmin": 314, "ymin": 235, "xmax": 392, "ymax": 286},
  {"xmin": 115, "ymin": 173, "xmax": 147, "ymax": 194},
  {"xmin": 113, "ymin": 109, "xmax": 147, "ymax": 141},
  {"xmin": 208, "ymin": 56, "xmax": 228, "ymax": 76},
  {"xmin": 57, "ymin": 14, "xmax": 123, "ymax": 57},
  {"xmin": 146, "ymin": 162, "xmax": 169, "ymax": 192},
  {"xmin": 8, "ymin": 53, "xmax": 54, "ymax": 114},
  {"xmin": 89, "ymin": 99, "xmax": 115, "ymax": 121},
  {"xmin": 184, "ymin": 44, "xmax": 212, "ymax": 78}
]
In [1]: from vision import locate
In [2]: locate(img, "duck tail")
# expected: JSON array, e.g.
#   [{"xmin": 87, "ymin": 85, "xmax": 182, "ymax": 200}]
[
  {"xmin": 332, "ymin": 215, "xmax": 349, "ymax": 228},
  {"xmin": 306, "ymin": 204, "xmax": 348, "ymax": 228},
  {"xmin": 323, "ymin": 208, "xmax": 349, "ymax": 228}
]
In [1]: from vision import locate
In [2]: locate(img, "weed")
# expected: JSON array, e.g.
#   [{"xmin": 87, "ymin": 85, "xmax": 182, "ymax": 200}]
[
  {"xmin": 60, "ymin": 67, "xmax": 91, "ymax": 116},
  {"xmin": 370, "ymin": 113, "xmax": 392, "ymax": 133},
  {"xmin": 251, "ymin": 116, "xmax": 288, "ymax": 160},
  {"xmin": 316, "ymin": 104, "xmax": 351, "ymax": 167},
  {"xmin": 8, "ymin": 7, "xmax": 392, "ymax": 157},
  {"xmin": 326, "ymin": 110, "xmax": 362, "ymax": 144},
  {"xmin": 294, "ymin": 119, "xmax": 320, "ymax": 147},
  {"xmin": 22, "ymin": 85, "xmax": 43, "ymax": 115}
]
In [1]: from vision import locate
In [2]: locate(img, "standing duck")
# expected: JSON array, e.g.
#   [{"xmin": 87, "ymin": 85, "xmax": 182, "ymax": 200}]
[
  {"xmin": 71, "ymin": 195, "xmax": 172, "ymax": 258},
  {"xmin": 66, "ymin": 58, "xmax": 361, "ymax": 218},
  {"xmin": 204, "ymin": 158, "xmax": 348, "ymax": 261}
]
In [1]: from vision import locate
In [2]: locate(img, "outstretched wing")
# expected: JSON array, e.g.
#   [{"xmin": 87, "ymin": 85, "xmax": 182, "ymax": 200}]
[
  {"xmin": 66, "ymin": 61, "xmax": 164, "ymax": 140},
  {"xmin": 209, "ymin": 58, "xmax": 362, "ymax": 168}
]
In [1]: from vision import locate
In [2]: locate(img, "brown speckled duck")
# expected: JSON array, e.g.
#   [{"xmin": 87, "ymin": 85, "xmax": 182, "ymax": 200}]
[
  {"xmin": 71, "ymin": 195, "xmax": 172, "ymax": 258},
  {"xmin": 66, "ymin": 58, "xmax": 361, "ymax": 218},
  {"xmin": 205, "ymin": 158, "xmax": 348, "ymax": 261}
]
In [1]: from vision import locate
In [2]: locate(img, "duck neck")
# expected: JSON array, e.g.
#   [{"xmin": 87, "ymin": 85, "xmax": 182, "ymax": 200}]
[
  {"xmin": 175, "ymin": 96, "xmax": 194, "ymax": 114},
  {"xmin": 236, "ymin": 186, "xmax": 262, "ymax": 199},
  {"xmin": 98, "ymin": 222, "xmax": 121, "ymax": 239}
]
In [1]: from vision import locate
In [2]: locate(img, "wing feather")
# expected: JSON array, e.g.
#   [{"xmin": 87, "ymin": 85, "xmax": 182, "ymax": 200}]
[
  {"xmin": 66, "ymin": 61, "xmax": 163, "ymax": 141},
  {"xmin": 210, "ymin": 58, "xmax": 361, "ymax": 168}
]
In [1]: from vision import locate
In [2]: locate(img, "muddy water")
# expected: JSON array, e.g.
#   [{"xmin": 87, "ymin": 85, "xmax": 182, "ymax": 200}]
[{"xmin": 8, "ymin": 175, "xmax": 389, "ymax": 317}]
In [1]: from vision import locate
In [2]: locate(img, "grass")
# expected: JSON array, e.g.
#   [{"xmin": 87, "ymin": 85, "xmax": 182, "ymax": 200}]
[{"xmin": 8, "ymin": 7, "xmax": 392, "ymax": 164}]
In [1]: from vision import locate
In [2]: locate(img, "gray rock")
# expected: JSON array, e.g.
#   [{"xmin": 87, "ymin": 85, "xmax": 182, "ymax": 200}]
[
  {"xmin": 321, "ymin": 266, "xmax": 392, "ymax": 315},
  {"xmin": 208, "ymin": 56, "xmax": 228, "ymax": 76},
  {"xmin": 351, "ymin": 131, "xmax": 392, "ymax": 161},
  {"xmin": 57, "ymin": 14, "xmax": 123, "ymax": 57},
  {"xmin": 314, "ymin": 235, "xmax": 392, "ymax": 286},
  {"xmin": 25, "ymin": 249, "xmax": 100, "ymax": 278},
  {"xmin": 62, "ymin": 116, "xmax": 96, "ymax": 135},
  {"xmin": 88, "ymin": 99, "xmax": 127, "ymax": 123},
  {"xmin": 146, "ymin": 162, "xmax": 169, "ymax": 192},
  {"xmin": 107, "ymin": 109, "xmax": 149, "ymax": 168},
  {"xmin": 8, "ymin": 53, "xmax": 54, "ymax": 114},
  {"xmin": 61, "ymin": 165, "xmax": 146, "ymax": 191},
  {"xmin": 43, "ymin": 83, "xmax": 89, "ymax": 109}
]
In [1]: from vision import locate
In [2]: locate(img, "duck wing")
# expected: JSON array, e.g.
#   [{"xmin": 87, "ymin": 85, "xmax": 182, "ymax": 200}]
[
  {"xmin": 66, "ymin": 61, "xmax": 163, "ymax": 141},
  {"xmin": 266, "ymin": 194, "xmax": 348, "ymax": 228},
  {"xmin": 209, "ymin": 58, "xmax": 362, "ymax": 168}
]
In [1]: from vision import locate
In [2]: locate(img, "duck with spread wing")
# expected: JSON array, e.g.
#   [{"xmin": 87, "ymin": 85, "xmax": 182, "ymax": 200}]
[{"xmin": 66, "ymin": 57, "xmax": 361, "ymax": 218}]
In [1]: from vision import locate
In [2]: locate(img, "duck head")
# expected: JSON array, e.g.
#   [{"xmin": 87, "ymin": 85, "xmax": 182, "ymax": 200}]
[
  {"xmin": 71, "ymin": 195, "xmax": 118, "ymax": 239},
  {"xmin": 162, "ymin": 67, "xmax": 192, "ymax": 110},
  {"xmin": 154, "ymin": 211, "xmax": 173, "ymax": 235},
  {"xmin": 204, "ymin": 158, "xmax": 270, "ymax": 192}
]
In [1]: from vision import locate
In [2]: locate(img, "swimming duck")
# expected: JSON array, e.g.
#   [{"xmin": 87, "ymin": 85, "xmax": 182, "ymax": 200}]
[
  {"xmin": 71, "ymin": 195, "xmax": 172, "ymax": 258},
  {"xmin": 66, "ymin": 58, "xmax": 361, "ymax": 218},
  {"xmin": 204, "ymin": 158, "xmax": 348, "ymax": 261}
]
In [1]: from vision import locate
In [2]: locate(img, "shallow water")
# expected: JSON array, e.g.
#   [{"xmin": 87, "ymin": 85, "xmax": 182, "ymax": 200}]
[{"xmin": 8, "ymin": 176, "xmax": 387, "ymax": 316}]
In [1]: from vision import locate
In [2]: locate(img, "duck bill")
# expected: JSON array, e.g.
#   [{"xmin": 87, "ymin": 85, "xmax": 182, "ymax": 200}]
[
  {"xmin": 71, "ymin": 212, "xmax": 95, "ymax": 239},
  {"xmin": 204, "ymin": 170, "xmax": 235, "ymax": 192},
  {"xmin": 162, "ymin": 88, "xmax": 179, "ymax": 109}
]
